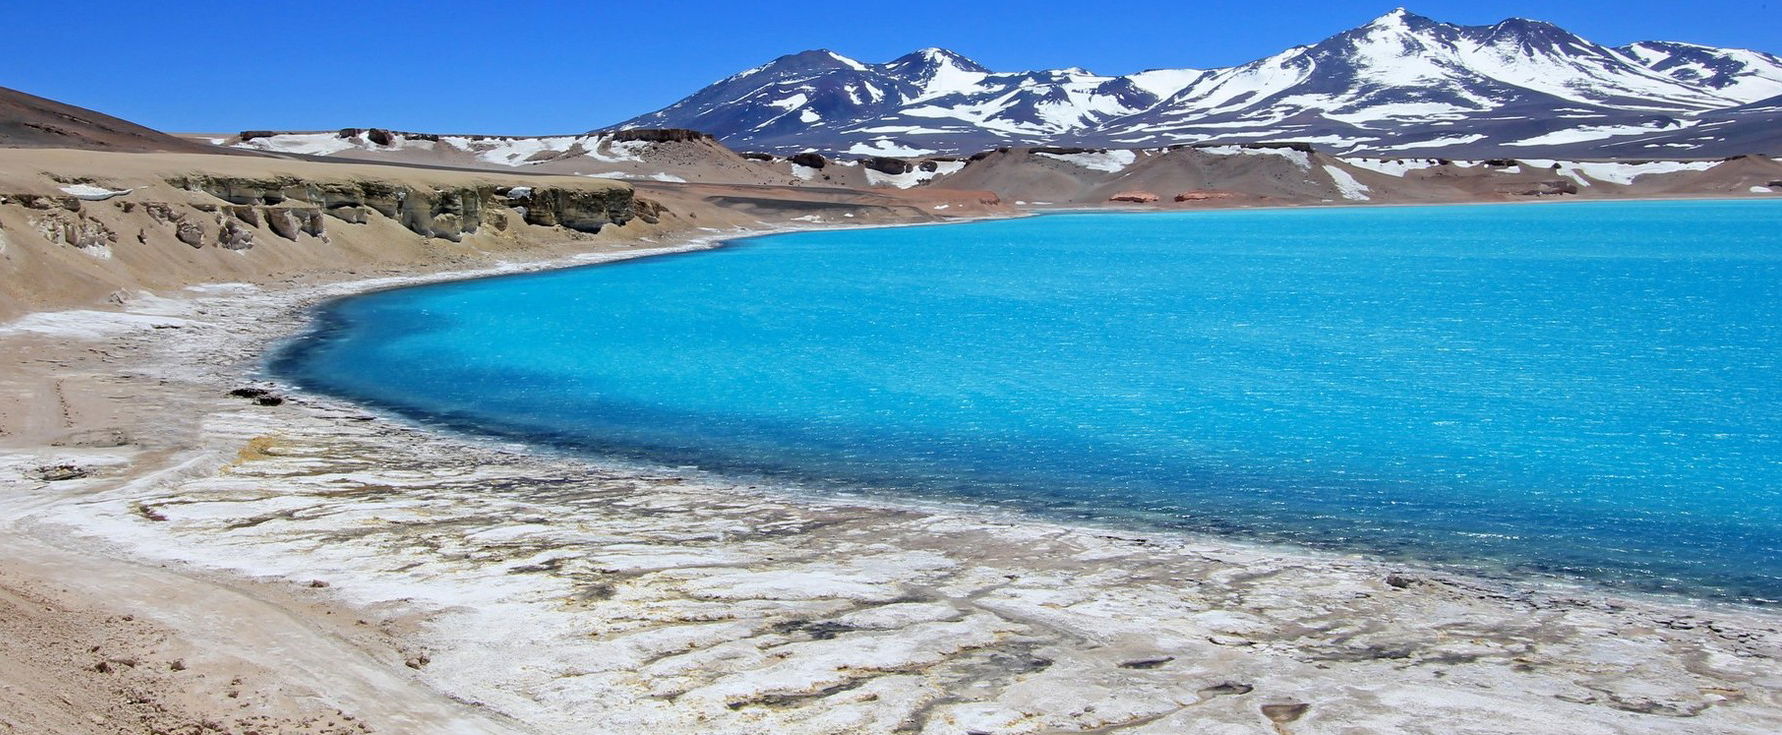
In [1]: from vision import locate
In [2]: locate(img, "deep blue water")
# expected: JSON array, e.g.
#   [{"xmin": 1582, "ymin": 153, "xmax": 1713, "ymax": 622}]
[{"xmin": 274, "ymin": 200, "xmax": 1782, "ymax": 603}]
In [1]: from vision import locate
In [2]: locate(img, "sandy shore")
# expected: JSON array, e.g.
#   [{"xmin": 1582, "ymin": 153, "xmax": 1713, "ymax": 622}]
[{"xmin": 3, "ymin": 229, "xmax": 1781, "ymax": 735}]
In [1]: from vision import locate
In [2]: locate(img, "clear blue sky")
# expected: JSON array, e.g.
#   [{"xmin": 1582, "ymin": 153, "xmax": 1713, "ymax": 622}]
[{"xmin": 9, "ymin": 1, "xmax": 1777, "ymax": 135}]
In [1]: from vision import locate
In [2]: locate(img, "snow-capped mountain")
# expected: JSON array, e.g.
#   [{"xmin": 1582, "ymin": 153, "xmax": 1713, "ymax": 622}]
[{"xmin": 605, "ymin": 8, "xmax": 1782, "ymax": 158}]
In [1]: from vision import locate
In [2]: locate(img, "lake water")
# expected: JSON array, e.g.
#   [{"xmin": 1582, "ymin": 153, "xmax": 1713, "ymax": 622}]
[{"xmin": 274, "ymin": 200, "xmax": 1782, "ymax": 603}]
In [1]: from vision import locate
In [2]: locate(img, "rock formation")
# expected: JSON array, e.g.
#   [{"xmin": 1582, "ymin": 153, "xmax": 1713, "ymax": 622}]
[
  {"xmin": 160, "ymin": 174, "xmax": 638, "ymax": 245},
  {"xmin": 1174, "ymin": 190, "xmax": 1236, "ymax": 202},
  {"xmin": 1109, "ymin": 190, "xmax": 1160, "ymax": 203}
]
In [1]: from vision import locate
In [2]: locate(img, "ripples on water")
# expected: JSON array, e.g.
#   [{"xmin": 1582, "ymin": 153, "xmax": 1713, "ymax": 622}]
[{"xmin": 275, "ymin": 200, "xmax": 1782, "ymax": 603}]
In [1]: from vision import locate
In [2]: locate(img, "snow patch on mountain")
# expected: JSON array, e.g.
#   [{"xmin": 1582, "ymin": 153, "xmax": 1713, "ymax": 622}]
[
  {"xmin": 1565, "ymin": 160, "xmax": 1718, "ymax": 185},
  {"xmin": 603, "ymin": 9, "xmax": 1782, "ymax": 159},
  {"xmin": 234, "ymin": 133, "xmax": 365, "ymax": 156},
  {"xmin": 1202, "ymin": 145, "xmax": 1312, "ymax": 169},
  {"xmin": 1393, "ymin": 134, "xmax": 1488, "ymax": 149},
  {"xmin": 1340, "ymin": 157, "xmax": 1446, "ymax": 176},
  {"xmin": 864, "ymin": 160, "xmax": 966, "ymax": 188},
  {"xmin": 847, "ymin": 140, "xmax": 937, "ymax": 157},
  {"xmin": 1324, "ymin": 165, "xmax": 1372, "ymax": 200},
  {"xmin": 1506, "ymin": 120, "xmax": 1697, "ymax": 147},
  {"xmin": 1034, "ymin": 149, "xmax": 1137, "ymax": 172}
]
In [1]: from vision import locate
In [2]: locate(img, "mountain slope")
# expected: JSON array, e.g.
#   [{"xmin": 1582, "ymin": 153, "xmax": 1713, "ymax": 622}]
[
  {"xmin": 0, "ymin": 85, "xmax": 231, "ymax": 154},
  {"xmin": 604, "ymin": 9, "xmax": 1782, "ymax": 158}
]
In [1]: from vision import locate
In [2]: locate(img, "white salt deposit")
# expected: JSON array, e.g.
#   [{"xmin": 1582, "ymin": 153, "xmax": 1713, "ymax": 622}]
[
  {"xmin": 0, "ymin": 310, "xmax": 195, "ymax": 340},
  {"xmin": 58, "ymin": 183, "xmax": 133, "ymax": 201}
]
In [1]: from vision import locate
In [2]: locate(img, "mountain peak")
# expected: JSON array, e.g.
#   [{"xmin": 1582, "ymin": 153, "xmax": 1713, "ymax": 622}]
[
  {"xmin": 789, "ymin": 49, "xmax": 867, "ymax": 70},
  {"xmin": 885, "ymin": 48, "xmax": 990, "ymax": 74},
  {"xmin": 1488, "ymin": 16, "xmax": 1568, "ymax": 35},
  {"xmin": 610, "ymin": 8, "xmax": 1779, "ymax": 158},
  {"xmin": 1348, "ymin": 7, "xmax": 1448, "ymax": 41},
  {"xmin": 728, "ymin": 49, "xmax": 869, "ymax": 80},
  {"xmin": 1368, "ymin": 7, "xmax": 1430, "ymax": 27}
]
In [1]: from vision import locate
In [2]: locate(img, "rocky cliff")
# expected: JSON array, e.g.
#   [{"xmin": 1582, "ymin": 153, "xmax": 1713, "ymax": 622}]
[
  {"xmin": 0, "ymin": 150, "xmax": 653, "ymax": 319},
  {"xmin": 159, "ymin": 174, "xmax": 643, "ymax": 245}
]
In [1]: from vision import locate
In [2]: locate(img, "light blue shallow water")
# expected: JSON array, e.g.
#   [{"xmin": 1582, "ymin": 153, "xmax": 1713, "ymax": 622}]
[{"xmin": 275, "ymin": 200, "xmax": 1782, "ymax": 603}]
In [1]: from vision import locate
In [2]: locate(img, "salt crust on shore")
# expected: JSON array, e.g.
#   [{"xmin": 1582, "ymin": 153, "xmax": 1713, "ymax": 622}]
[{"xmin": 4, "ymin": 235, "xmax": 1782, "ymax": 734}]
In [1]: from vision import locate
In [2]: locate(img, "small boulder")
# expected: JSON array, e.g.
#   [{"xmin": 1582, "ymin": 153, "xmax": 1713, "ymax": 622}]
[
  {"xmin": 299, "ymin": 209, "xmax": 326, "ymax": 236},
  {"xmin": 265, "ymin": 209, "xmax": 300, "ymax": 241},
  {"xmin": 861, "ymin": 156, "xmax": 912, "ymax": 175},
  {"xmin": 1384, "ymin": 573, "xmax": 1418, "ymax": 589},
  {"xmin": 229, "ymin": 206, "xmax": 261, "ymax": 227},
  {"xmin": 218, "ymin": 220, "xmax": 254, "ymax": 250},
  {"xmin": 175, "ymin": 221, "xmax": 205, "ymax": 248},
  {"xmin": 36, "ymin": 464, "xmax": 88, "ymax": 482}
]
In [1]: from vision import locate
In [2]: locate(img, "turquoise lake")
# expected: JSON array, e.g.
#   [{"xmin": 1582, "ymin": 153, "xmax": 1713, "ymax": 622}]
[{"xmin": 274, "ymin": 200, "xmax": 1782, "ymax": 603}]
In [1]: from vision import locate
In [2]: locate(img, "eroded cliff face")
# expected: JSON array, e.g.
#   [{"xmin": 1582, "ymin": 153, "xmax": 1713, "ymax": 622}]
[
  {"xmin": 160, "ymin": 174, "xmax": 643, "ymax": 245},
  {"xmin": 6, "ymin": 176, "xmax": 640, "ymax": 255},
  {"xmin": 0, "ymin": 150, "xmax": 662, "ymax": 319}
]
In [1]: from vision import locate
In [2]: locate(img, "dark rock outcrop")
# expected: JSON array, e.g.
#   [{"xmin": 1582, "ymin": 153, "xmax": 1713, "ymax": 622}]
[
  {"xmin": 789, "ymin": 152, "xmax": 827, "ymax": 169},
  {"xmin": 610, "ymin": 128, "xmax": 713, "ymax": 143},
  {"xmin": 1244, "ymin": 142, "xmax": 1316, "ymax": 154},
  {"xmin": 503, "ymin": 186, "xmax": 634, "ymax": 233},
  {"xmin": 166, "ymin": 175, "xmax": 637, "ymax": 242},
  {"xmin": 861, "ymin": 156, "xmax": 912, "ymax": 175}
]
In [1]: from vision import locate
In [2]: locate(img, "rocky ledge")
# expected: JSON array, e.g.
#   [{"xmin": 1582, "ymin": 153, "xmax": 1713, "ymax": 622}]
[
  {"xmin": 2, "ymin": 172, "xmax": 644, "ymax": 254},
  {"xmin": 162, "ymin": 174, "xmax": 646, "ymax": 246}
]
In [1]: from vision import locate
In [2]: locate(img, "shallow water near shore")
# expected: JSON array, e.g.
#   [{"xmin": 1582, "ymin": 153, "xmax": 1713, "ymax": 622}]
[{"xmin": 274, "ymin": 200, "xmax": 1782, "ymax": 604}]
